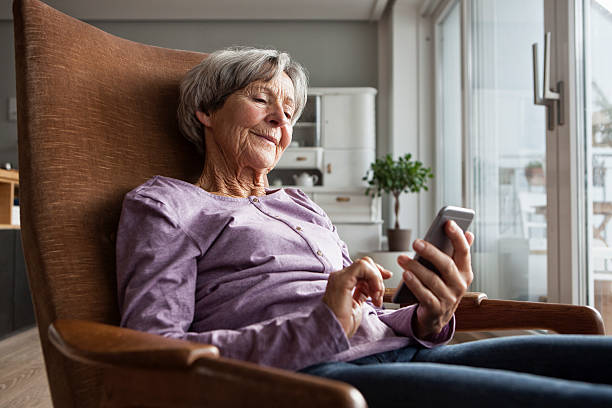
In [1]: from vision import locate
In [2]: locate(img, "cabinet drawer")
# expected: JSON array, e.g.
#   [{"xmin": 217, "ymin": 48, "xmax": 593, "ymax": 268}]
[
  {"xmin": 314, "ymin": 192, "xmax": 379, "ymax": 223},
  {"xmin": 276, "ymin": 148, "xmax": 322, "ymax": 169}
]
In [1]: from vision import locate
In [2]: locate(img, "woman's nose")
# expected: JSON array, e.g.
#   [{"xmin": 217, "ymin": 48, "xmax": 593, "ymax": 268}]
[{"xmin": 266, "ymin": 103, "xmax": 289, "ymax": 127}]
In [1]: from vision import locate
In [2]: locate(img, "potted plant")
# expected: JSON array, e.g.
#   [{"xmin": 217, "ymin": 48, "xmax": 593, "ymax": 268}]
[
  {"xmin": 525, "ymin": 160, "xmax": 544, "ymax": 185},
  {"xmin": 363, "ymin": 153, "xmax": 434, "ymax": 251}
]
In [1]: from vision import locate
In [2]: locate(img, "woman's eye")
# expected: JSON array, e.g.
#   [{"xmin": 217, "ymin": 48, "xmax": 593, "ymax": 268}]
[
  {"xmin": 285, "ymin": 112, "xmax": 292, "ymax": 120},
  {"xmin": 253, "ymin": 97, "xmax": 266, "ymax": 103}
]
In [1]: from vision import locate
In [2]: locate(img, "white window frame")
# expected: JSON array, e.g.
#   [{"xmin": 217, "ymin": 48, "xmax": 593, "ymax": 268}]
[{"xmin": 429, "ymin": 0, "xmax": 586, "ymax": 304}]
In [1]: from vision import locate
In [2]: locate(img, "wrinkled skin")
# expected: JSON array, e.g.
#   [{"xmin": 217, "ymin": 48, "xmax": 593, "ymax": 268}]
[{"xmin": 195, "ymin": 72, "xmax": 295, "ymax": 198}]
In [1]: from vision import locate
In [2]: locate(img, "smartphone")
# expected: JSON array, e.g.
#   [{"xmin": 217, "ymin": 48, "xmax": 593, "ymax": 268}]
[{"xmin": 391, "ymin": 206, "xmax": 475, "ymax": 304}]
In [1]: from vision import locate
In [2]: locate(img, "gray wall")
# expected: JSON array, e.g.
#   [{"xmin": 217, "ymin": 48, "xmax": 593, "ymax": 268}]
[{"xmin": 1, "ymin": 19, "xmax": 378, "ymax": 167}]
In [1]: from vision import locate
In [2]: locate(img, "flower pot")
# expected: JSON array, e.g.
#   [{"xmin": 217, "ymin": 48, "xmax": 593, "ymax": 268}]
[
  {"xmin": 525, "ymin": 167, "xmax": 545, "ymax": 185},
  {"xmin": 387, "ymin": 228, "xmax": 412, "ymax": 252}
]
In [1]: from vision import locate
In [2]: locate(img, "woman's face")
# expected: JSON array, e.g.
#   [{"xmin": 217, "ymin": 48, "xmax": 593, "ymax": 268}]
[{"xmin": 197, "ymin": 72, "xmax": 295, "ymax": 173}]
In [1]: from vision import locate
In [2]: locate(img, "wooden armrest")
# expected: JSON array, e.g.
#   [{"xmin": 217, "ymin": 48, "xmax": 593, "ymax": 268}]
[
  {"xmin": 49, "ymin": 319, "xmax": 219, "ymax": 369},
  {"xmin": 455, "ymin": 297, "xmax": 605, "ymax": 335},
  {"xmin": 383, "ymin": 289, "xmax": 605, "ymax": 335},
  {"xmin": 384, "ymin": 289, "xmax": 486, "ymax": 304},
  {"xmin": 51, "ymin": 319, "xmax": 367, "ymax": 408},
  {"xmin": 383, "ymin": 287, "xmax": 397, "ymax": 303},
  {"xmin": 103, "ymin": 355, "xmax": 366, "ymax": 408}
]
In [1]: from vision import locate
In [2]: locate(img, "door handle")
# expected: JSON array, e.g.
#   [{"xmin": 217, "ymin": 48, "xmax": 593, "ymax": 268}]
[{"xmin": 532, "ymin": 32, "xmax": 564, "ymax": 130}]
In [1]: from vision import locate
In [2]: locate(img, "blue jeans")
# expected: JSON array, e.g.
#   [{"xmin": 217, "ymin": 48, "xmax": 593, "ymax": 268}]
[{"xmin": 299, "ymin": 335, "xmax": 612, "ymax": 407}]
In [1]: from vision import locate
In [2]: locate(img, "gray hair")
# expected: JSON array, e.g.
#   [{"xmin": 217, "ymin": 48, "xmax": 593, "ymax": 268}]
[{"xmin": 178, "ymin": 47, "xmax": 308, "ymax": 156}]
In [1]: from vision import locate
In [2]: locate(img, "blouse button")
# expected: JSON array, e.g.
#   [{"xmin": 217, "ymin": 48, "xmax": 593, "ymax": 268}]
[
  {"xmin": 316, "ymin": 250, "xmax": 323, "ymax": 256},
  {"xmin": 252, "ymin": 198, "xmax": 259, "ymax": 203},
  {"xmin": 296, "ymin": 226, "xmax": 303, "ymax": 231}
]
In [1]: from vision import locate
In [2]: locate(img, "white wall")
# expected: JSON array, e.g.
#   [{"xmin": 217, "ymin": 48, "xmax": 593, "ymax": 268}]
[{"xmin": 379, "ymin": 0, "xmax": 436, "ymax": 239}]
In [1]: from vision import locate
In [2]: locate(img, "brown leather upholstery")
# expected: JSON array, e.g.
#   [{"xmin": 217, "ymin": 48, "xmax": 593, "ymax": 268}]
[{"xmin": 14, "ymin": 0, "xmax": 204, "ymax": 405}]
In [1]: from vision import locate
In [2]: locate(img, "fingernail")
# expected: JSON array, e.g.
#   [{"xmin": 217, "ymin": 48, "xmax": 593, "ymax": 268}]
[
  {"xmin": 413, "ymin": 239, "xmax": 425, "ymax": 251},
  {"xmin": 404, "ymin": 270, "xmax": 413, "ymax": 280},
  {"xmin": 450, "ymin": 220, "xmax": 458, "ymax": 231}
]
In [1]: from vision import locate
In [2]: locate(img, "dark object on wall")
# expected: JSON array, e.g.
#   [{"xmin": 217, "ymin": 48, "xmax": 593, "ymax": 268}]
[
  {"xmin": 13, "ymin": 230, "xmax": 34, "ymax": 329},
  {"xmin": 0, "ymin": 229, "xmax": 35, "ymax": 339},
  {"xmin": 0, "ymin": 231, "xmax": 14, "ymax": 336}
]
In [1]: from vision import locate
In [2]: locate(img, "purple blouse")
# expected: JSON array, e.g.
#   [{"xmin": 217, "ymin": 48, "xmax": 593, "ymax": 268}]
[{"xmin": 116, "ymin": 176, "xmax": 454, "ymax": 371}]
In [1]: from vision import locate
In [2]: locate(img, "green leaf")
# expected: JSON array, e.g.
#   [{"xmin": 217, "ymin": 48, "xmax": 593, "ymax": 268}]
[{"xmin": 362, "ymin": 153, "xmax": 434, "ymax": 227}]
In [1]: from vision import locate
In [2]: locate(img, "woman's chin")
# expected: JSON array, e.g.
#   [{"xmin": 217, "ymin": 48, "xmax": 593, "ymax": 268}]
[{"xmin": 245, "ymin": 155, "xmax": 277, "ymax": 174}]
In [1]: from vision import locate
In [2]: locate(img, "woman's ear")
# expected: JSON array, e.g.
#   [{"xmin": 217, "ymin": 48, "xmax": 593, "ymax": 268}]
[{"xmin": 195, "ymin": 111, "xmax": 212, "ymax": 127}]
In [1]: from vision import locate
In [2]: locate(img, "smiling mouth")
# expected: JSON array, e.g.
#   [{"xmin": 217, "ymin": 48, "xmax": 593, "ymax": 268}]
[{"xmin": 250, "ymin": 131, "xmax": 278, "ymax": 145}]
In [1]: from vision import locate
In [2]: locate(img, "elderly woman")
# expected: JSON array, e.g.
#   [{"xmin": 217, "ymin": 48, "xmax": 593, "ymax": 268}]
[{"xmin": 117, "ymin": 47, "xmax": 612, "ymax": 407}]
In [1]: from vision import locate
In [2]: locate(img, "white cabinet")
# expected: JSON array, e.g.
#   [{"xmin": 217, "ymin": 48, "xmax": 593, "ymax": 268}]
[
  {"xmin": 321, "ymin": 93, "xmax": 376, "ymax": 150},
  {"xmin": 323, "ymin": 149, "xmax": 374, "ymax": 188}
]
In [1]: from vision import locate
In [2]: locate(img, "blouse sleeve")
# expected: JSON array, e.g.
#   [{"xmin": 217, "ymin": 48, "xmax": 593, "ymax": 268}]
[{"xmin": 116, "ymin": 192, "xmax": 350, "ymax": 371}]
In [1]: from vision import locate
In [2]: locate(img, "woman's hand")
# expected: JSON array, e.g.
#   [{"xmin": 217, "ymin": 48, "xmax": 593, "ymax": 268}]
[
  {"xmin": 398, "ymin": 220, "xmax": 475, "ymax": 340},
  {"xmin": 323, "ymin": 257, "xmax": 392, "ymax": 338}
]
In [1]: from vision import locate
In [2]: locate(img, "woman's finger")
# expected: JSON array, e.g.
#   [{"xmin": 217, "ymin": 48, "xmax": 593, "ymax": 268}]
[
  {"xmin": 360, "ymin": 257, "xmax": 393, "ymax": 280},
  {"xmin": 398, "ymin": 254, "xmax": 455, "ymax": 304},
  {"xmin": 400, "ymin": 267, "xmax": 441, "ymax": 311},
  {"xmin": 466, "ymin": 231, "xmax": 475, "ymax": 247},
  {"xmin": 353, "ymin": 282, "xmax": 369, "ymax": 303},
  {"xmin": 410, "ymin": 238, "xmax": 465, "ymax": 294},
  {"xmin": 444, "ymin": 221, "xmax": 471, "ymax": 267},
  {"xmin": 339, "ymin": 258, "xmax": 385, "ymax": 306},
  {"xmin": 377, "ymin": 264, "xmax": 393, "ymax": 280}
]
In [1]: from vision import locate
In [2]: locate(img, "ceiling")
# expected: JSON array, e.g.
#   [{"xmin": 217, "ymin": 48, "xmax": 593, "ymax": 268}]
[{"xmin": 3, "ymin": 0, "xmax": 391, "ymax": 21}]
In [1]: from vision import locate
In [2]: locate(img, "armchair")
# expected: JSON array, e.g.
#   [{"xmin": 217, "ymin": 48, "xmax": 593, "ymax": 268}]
[{"xmin": 13, "ymin": 0, "xmax": 604, "ymax": 406}]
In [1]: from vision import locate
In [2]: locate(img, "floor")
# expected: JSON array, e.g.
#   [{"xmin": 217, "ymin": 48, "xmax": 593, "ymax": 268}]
[{"xmin": 0, "ymin": 327, "xmax": 52, "ymax": 408}]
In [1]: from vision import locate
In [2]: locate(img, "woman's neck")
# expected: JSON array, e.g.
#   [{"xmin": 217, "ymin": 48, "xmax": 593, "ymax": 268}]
[{"xmin": 196, "ymin": 145, "xmax": 268, "ymax": 198}]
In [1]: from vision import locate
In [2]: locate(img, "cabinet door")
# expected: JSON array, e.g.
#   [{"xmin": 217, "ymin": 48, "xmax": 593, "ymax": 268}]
[
  {"xmin": 0, "ymin": 230, "xmax": 15, "ymax": 337},
  {"xmin": 321, "ymin": 94, "xmax": 375, "ymax": 150},
  {"xmin": 323, "ymin": 149, "xmax": 374, "ymax": 188},
  {"xmin": 13, "ymin": 230, "xmax": 35, "ymax": 329}
]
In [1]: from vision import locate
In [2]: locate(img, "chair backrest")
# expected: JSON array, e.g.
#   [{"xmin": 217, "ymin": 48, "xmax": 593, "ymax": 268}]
[{"xmin": 13, "ymin": 0, "xmax": 206, "ymax": 405}]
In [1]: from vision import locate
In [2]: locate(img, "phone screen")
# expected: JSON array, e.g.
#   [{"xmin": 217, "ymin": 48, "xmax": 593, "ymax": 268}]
[{"xmin": 391, "ymin": 206, "xmax": 474, "ymax": 304}]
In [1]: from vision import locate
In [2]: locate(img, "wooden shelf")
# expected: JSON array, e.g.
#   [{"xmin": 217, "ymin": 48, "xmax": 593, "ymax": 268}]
[
  {"xmin": 0, "ymin": 224, "xmax": 20, "ymax": 230},
  {"xmin": 0, "ymin": 169, "xmax": 19, "ymax": 228}
]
